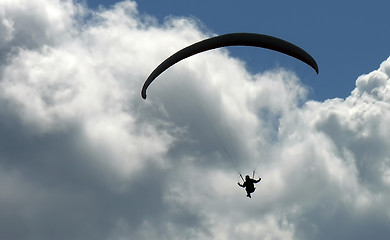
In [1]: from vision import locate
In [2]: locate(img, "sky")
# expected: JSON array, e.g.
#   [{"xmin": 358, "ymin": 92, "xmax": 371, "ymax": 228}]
[
  {"xmin": 91, "ymin": 0, "xmax": 390, "ymax": 102},
  {"xmin": 0, "ymin": 0, "xmax": 389, "ymax": 240}
]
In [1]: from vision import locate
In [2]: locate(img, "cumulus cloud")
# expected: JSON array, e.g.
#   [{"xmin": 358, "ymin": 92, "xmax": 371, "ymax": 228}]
[{"xmin": 0, "ymin": 0, "xmax": 389, "ymax": 239}]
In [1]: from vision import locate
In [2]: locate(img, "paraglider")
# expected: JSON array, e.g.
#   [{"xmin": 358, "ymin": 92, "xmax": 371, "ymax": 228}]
[
  {"xmin": 238, "ymin": 174, "xmax": 262, "ymax": 198},
  {"xmin": 141, "ymin": 32, "xmax": 318, "ymax": 99},
  {"xmin": 141, "ymin": 32, "xmax": 319, "ymax": 198}
]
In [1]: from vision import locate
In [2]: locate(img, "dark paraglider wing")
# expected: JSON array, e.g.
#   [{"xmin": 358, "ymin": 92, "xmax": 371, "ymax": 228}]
[{"xmin": 141, "ymin": 32, "xmax": 318, "ymax": 99}]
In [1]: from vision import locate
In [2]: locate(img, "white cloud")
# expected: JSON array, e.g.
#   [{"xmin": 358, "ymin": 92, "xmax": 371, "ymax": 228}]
[{"xmin": 0, "ymin": 1, "xmax": 389, "ymax": 239}]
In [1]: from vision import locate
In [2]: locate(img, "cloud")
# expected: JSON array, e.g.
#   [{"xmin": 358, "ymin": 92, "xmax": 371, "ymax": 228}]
[{"xmin": 0, "ymin": 0, "xmax": 389, "ymax": 239}]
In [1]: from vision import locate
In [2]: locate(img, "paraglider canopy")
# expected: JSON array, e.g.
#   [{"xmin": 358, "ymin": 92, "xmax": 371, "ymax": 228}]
[{"xmin": 141, "ymin": 32, "xmax": 319, "ymax": 99}]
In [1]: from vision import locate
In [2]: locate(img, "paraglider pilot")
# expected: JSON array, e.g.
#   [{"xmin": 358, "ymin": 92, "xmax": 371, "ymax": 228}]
[{"xmin": 238, "ymin": 175, "xmax": 261, "ymax": 198}]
